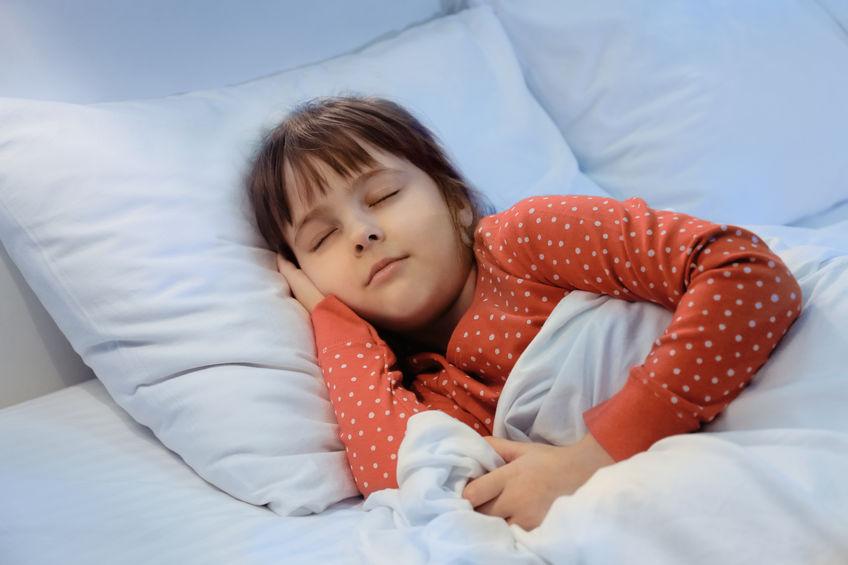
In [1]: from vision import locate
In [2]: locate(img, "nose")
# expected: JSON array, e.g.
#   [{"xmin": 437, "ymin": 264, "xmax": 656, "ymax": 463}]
[{"xmin": 353, "ymin": 219, "xmax": 384, "ymax": 254}]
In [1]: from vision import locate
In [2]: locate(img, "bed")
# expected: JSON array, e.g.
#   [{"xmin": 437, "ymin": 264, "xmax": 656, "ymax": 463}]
[{"xmin": 2, "ymin": 2, "xmax": 848, "ymax": 564}]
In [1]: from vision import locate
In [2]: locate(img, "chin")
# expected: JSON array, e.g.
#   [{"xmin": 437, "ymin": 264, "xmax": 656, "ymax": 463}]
[{"xmin": 365, "ymin": 302, "xmax": 429, "ymax": 332}]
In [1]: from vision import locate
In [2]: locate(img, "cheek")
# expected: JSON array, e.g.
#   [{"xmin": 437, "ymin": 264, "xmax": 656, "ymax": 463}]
[
  {"xmin": 405, "ymin": 200, "xmax": 453, "ymax": 235},
  {"xmin": 303, "ymin": 259, "xmax": 344, "ymax": 294}
]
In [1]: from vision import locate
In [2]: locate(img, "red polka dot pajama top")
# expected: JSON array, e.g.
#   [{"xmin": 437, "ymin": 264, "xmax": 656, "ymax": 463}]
[{"xmin": 309, "ymin": 195, "xmax": 803, "ymax": 496}]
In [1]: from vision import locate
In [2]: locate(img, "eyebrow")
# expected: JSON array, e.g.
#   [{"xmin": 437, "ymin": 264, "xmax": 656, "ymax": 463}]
[{"xmin": 293, "ymin": 167, "xmax": 392, "ymax": 243}]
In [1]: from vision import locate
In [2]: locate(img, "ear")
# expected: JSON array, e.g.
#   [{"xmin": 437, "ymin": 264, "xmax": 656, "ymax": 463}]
[
  {"xmin": 459, "ymin": 207, "xmax": 475, "ymax": 246},
  {"xmin": 457, "ymin": 200, "xmax": 473, "ymax": 229}
]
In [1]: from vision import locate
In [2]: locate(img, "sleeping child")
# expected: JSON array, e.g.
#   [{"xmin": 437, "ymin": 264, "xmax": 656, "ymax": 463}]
[{"xmin": 244, "ymin": 95, "xmax": 802, "ymax": 530}]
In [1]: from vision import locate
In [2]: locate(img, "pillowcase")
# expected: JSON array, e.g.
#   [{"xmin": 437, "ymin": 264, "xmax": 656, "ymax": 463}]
[
  {"xmin": 468, "ymin": 0, "xmax": 848, "ymax": 225},
  {"xmin": 0, "ymin": 6, "xmax": 606, "ymax": 516}
]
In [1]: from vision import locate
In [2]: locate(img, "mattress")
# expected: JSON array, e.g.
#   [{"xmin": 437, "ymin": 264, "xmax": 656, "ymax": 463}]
[{"xmin": 0, "ymin": 378, "xmax": 368, "ymax": 565}]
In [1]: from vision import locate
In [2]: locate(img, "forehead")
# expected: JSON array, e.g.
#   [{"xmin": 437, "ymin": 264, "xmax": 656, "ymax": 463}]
[{"xmin": 285, "ymin": 142, "xmax": 403, "ymax": 215}]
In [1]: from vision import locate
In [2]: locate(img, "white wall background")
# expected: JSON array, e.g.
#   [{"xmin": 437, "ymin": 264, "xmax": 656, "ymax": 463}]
[
  {"xmin": 0, "ymin": 0, "xmax": 454, "ymax": 408},
  {"xmin": 0, "ymin": 0, "xmax": 450, "ymax": 103}
]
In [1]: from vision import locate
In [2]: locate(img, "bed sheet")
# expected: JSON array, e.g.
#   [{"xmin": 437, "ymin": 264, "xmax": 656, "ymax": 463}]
[{"xmin": 0, "ymin": 378, "xmax": 369, "ymax": 565}]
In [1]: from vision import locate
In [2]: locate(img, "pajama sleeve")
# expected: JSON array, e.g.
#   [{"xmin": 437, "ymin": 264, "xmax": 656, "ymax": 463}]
[
  {"xmin": 483, "ymin": 195, "xmax": 803, "ymax": 461},
  {"xmin": 309, "ymin": 294, "xmax": 429, "ymax": 496}
]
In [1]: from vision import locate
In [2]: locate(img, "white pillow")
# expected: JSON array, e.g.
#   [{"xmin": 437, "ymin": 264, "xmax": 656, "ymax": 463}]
[
  {"xmin": 468, "ymin": 0, "xmax": 848, "ymax": 225},
  {"xmin": 0, "ymin": 6, "xmax": 605, "ymax": 515}
]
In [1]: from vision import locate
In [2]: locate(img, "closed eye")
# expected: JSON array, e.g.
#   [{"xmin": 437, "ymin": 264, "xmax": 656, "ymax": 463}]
[
  {"xmin": 310, "ymin": 191, "xmax": 399, "ymax": 251},
  {"xmin": 371, "ymin": 190, "xmax": 399, "ymax": 206},
  {"xmin": 311, "ymin": 229, "xmax": 335, "ymax": 251}
]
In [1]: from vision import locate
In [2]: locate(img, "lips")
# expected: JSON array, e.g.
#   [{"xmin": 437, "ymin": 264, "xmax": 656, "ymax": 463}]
[{"xmin": 367, "ymin": 255, "xmax": 407, "ymax": 285}]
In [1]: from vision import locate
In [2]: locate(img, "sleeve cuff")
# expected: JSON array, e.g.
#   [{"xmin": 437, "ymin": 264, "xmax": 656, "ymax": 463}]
[
  {"xmin": 582, "ymin": 376, "xmax": 700, "ymax": 462},
  {"xmin": 310, "ymin": 294, "xmax": 376, "ymax": 353}
]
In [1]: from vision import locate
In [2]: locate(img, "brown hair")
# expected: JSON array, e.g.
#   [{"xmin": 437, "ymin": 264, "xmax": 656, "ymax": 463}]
[{"xmin": 245, "ymin": 94, "xmax": 494, "ymax": 268}]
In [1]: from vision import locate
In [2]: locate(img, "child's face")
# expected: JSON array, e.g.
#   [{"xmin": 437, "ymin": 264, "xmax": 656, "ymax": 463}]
[{"xmin": 282, "ymin": 141, "xmax": 474, "ymax": 333}]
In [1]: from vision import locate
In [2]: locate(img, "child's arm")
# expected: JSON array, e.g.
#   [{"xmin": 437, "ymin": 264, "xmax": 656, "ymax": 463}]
[
  {"xmin": 311, "ymin": 295, "xmax": 491, "ymax": 496},
  {"xmin": 276, "ymin": 254, "xmax": 437, "ymax": 496},
  {"xmin": 277, "ymin": 255, "xmax": 491, "ymax": 496},
  {"xmin": 481, "ymin": 195, "xmax": 803, "ymax": 461},
  {"xmin": 310, "ymin": 294, "xmax": 427, "ymax": 496},
  {"xmin": 277, "ymin": 254, "xmax": 491, "ymax": 496}
]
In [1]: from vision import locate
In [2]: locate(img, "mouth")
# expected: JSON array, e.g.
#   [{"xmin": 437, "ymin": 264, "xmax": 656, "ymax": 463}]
[{"xmin": 367, "ymin": 255, "xmax": 408, "ymax": 286}]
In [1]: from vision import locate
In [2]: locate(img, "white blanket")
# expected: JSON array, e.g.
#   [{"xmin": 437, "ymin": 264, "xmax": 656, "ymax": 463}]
[{"xmin": 356, "ymin": 223, "xmax": 848, "ymax": 565}]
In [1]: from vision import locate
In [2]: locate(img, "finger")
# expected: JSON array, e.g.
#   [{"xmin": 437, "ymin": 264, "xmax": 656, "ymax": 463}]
[
  {"xmin": 481, "ymin": 490, "xmax": 533, "ymax": 528},
  {"xmin": 275, "ymin": 253, "xmax": 291, "ymax": 274},
  {"xmin": 462, "ymin": 465, "xmax": 509, "ymax": 508},
  {"xmin": 475, "ymin": 495, "xmax": 510, "ymax": 519},
  {"xmin": 506, "ymin": 514, "xmax": 537, "ymax": 531},
  {"xmin": 474, "ymin": 497, "xmax": 506, "ymax": 518},
  {"xmin": 484, "ymin": 436, "xmax": 531, "ymax": 463}
]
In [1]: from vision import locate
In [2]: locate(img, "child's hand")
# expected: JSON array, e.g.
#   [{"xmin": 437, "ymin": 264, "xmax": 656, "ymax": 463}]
[
  {"xmin": 462, "ymin": 432, "xmax": 615, "ymax": 531},
  {"xmin": 275, "ymin": 253, "xmax": 325, "ymax": 313}
]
